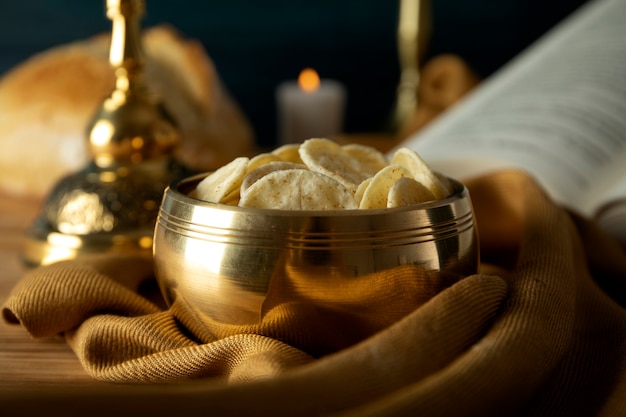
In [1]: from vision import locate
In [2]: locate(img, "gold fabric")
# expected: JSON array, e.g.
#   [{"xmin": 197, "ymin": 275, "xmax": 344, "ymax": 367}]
[{"xmin": 2, "ymin": 170, "xmax": 626, "ymax": 416}]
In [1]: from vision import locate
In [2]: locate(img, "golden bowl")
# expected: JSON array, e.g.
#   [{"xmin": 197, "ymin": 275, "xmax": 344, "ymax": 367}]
[{"xmin": 153, "ymin": 173, "xmax": 479, "ymax": 332}]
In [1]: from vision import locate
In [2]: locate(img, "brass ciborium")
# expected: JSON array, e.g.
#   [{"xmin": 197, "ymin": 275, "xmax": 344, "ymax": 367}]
[
  {"xmin": 24, "ymin": 0, "xmax": 181, "ymax": 266},
  {"xmin": 153, "ymin": 174, "xmax": 479, "ymax": 329}
]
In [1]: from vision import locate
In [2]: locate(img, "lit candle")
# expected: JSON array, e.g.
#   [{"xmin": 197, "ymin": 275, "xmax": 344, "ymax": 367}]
[{"xmin": 276, "ymin": 68, "xmax": 347, "ymax": 145}]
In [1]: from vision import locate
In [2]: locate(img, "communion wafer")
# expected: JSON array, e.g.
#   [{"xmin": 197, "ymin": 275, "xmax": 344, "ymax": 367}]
[
  {"xmin": 192, "ymin": 138, "xmax": 451, "ymax": 210},
  {"xmin": 390, "ymin": 147, "xmax": 449, "ymax": 199},
  {"xmin": 359, "ymin": 165, "xmax": 413, "ymax": 209},
  {"xmin": 298, "ymin": 138, "xmax": 382, "ymax": 188},
  {"xmin": 435, "ymin": 172, "xmax": 455, "ymax": 195},
  {"xmin": 239, "ymin": 169, "xmax": 358, "ymax": 210},
  {"xmin": 271, "ymin": 143, "xmax": 304, "ymax": 164},
  {"xmin": 387, "ymin": 176, "xmax": 436, "ymax": 208},
  {"xmin": 194, "ymin": 156, "xmax": 249, "ymax": 203},
  {"xmin": 355, "ymin": 177, "xmax": 373, "ymax": 206},
  {"xmin": 240, "ymin": 161, "xmax": 307, "ymax": 193},
  {"xmin": 342, "ymin": 143, "xmax": 389, "ymax": 174},
  {"xmin": 246, "ymin": 152, "xmax": 282, "ymax": 173}
]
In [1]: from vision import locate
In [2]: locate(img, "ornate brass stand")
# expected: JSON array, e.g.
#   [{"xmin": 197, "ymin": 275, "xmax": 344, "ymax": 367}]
[{"xmin": 24, "ymin": 0, "xmax": 181, "ymax": 266}]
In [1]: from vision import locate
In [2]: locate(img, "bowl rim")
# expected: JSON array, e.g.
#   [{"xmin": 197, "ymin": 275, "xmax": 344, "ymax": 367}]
[{"xmin": 164, "ymin": 172, "xmax": 470, "ymax": 218}]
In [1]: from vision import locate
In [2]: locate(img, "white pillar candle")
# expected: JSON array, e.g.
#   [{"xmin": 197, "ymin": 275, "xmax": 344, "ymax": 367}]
[{"xmin": 276, "ymin": 68, "xmax": 347, "ymax": 145}]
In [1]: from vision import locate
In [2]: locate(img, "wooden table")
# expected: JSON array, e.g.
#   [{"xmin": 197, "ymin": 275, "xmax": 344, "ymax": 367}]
[
  {"xmin": 0, "ymin": 192, "xmax": 104, "ymax": 391},
  {"xmin": 0, "ymin": 135, "xmax": 400, "ymax": 391}
]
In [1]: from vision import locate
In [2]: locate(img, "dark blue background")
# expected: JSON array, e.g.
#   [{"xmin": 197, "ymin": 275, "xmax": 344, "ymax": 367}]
[{"xmin": 0, "ymin": 0, "xmax": 588, "ymax": 147}]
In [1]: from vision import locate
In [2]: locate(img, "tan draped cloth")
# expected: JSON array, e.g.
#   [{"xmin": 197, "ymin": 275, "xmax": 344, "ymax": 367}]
[{"xmin": 2, "ymin": 169, "xmax": 626, "ymax": 416}]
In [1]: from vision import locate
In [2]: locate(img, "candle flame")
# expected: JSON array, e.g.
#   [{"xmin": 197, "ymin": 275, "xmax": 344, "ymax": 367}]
[{"xmin": 298, "ymin": 68, "xmax": 320, "ymax": 93}]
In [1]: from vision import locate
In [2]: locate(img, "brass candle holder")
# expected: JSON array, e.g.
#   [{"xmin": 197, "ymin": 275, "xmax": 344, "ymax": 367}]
[
  {"xmin": 23, "ymin": 0, "xmax": 182, "ymax": 266},
  {"xmin": 392, "ymin": 0, "xmax": 431, "ymax": 130}
]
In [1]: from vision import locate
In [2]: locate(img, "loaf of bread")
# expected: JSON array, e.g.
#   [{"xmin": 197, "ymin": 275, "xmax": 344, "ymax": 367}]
[{"xmin": 0, "ymin": 25, "xmax": 255, "ymax": 197}]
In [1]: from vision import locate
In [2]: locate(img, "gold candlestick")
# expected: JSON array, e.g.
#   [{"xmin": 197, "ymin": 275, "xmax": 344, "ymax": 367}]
[
  {"xmin": 24, "ymin": 0, "xmax": 182, "ymax": 266},
  {"xmin": 392, "ymin": 0, "xmax": 431, "ymax": 131}
]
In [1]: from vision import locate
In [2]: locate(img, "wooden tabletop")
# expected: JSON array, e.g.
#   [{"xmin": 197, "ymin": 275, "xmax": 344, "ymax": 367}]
[
  {"xmin": 0, "ymin": 192, "xmax": 104, "ymax": 391},
  {"xmin": 0, "ymin": 135, "xmax": 400, "ymax": 391}
]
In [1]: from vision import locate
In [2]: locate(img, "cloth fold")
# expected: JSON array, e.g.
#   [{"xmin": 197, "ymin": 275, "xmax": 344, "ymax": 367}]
[{"xmin": 2, "ymin": 169, "xmax": 626, "ymax": 417}]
